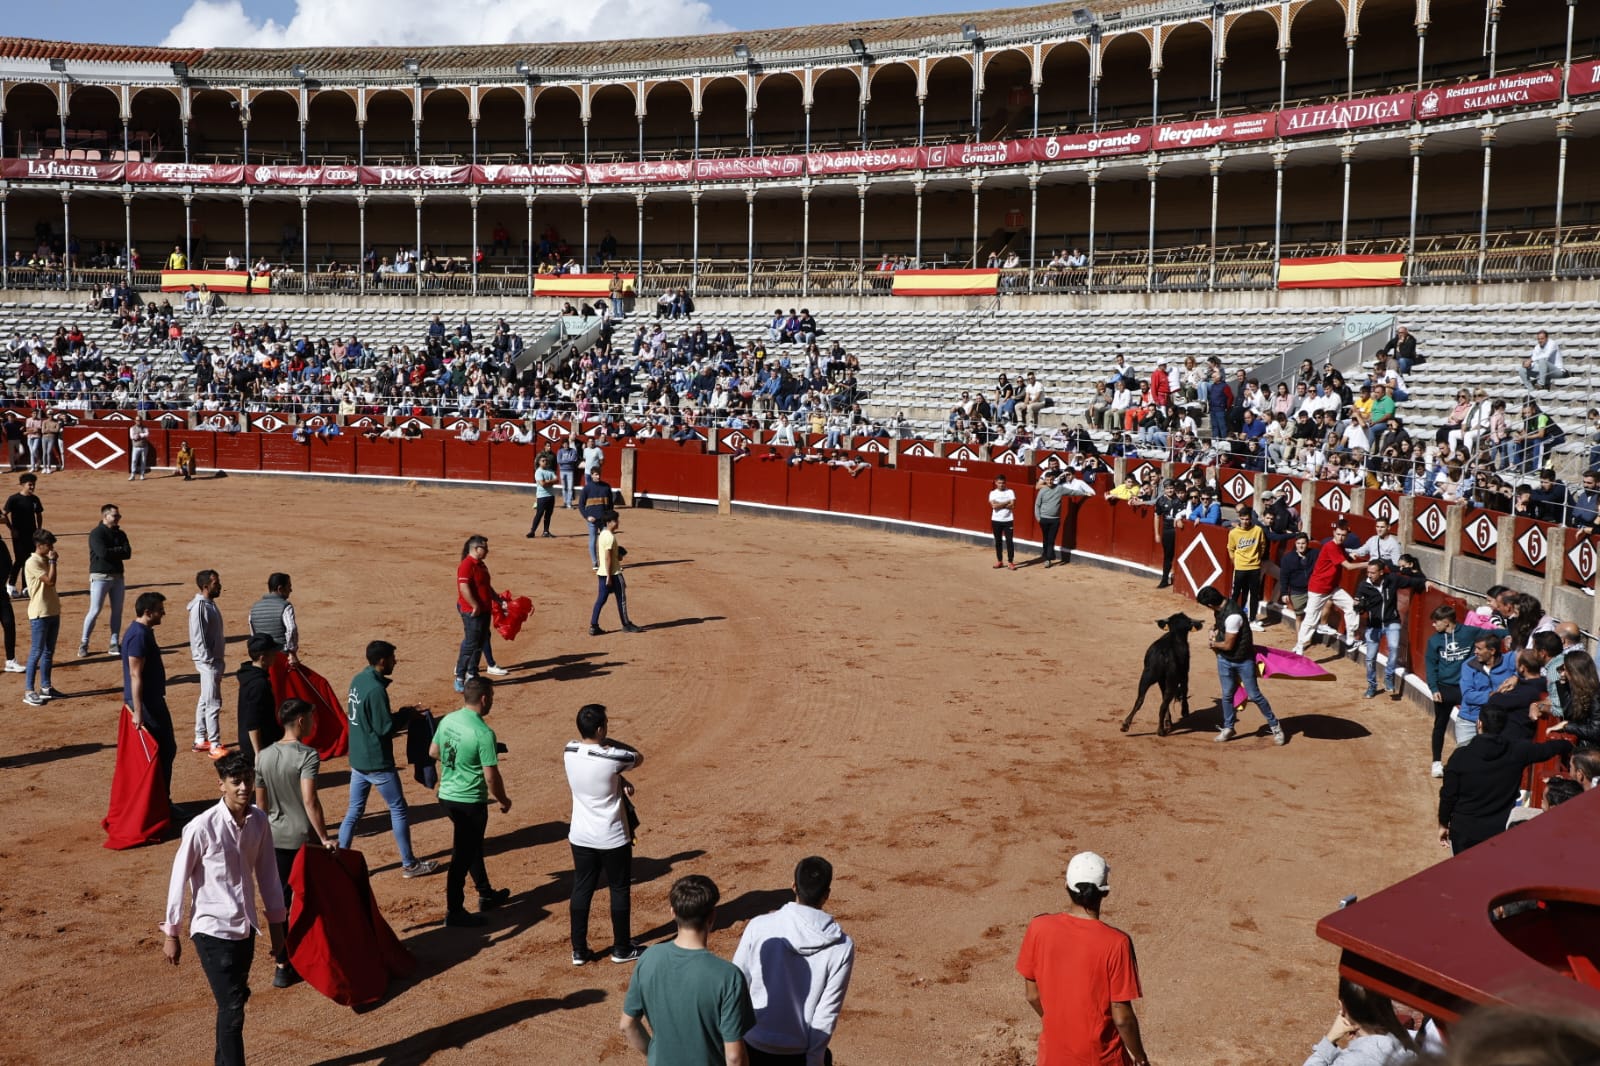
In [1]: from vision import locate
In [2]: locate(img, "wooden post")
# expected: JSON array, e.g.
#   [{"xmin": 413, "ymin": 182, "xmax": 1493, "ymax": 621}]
[
  {"xmin": 620, "ymin": 445, "xmax": 637, "ymax": 507},
  {"xmin": 1493, "ymin": 514, "xmax": 1516, "ymax": 585},
  {"xmin": 1543, "ymin": 525, "xmax": 1565, "ymax": 608},
  {"xmin": 716, "ymin": 453, "xmax": 732, "ymax": 515},
  {"xmin": 1397, "ymin": 495, "xmax": 1416, "ymax": 550},
  {"xmin": 1444, "ymin": 505, "xmax": 1465, "ymax": 587},
  {"xmin": 1348, "ymin": 484, "xmax": 1366, "ymax": 517}
]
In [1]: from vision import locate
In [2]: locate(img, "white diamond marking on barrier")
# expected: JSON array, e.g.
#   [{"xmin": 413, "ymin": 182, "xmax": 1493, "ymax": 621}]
[
  {"xmin": 1271, "ymin": 480, "xmax": 1303, "ymax": 507},
  {"xmin": 1463, "ymin": 513, "xmax": 1498, "ymax": 553},
  {"xmin": 948, "ymin": 445, "xmax": 980, "ymax": 460},
  {"xmin": 722, "ymin": 431, "xmax": 749, "ymax": 451},
  {"xmin": 101, "ymin": 410, "xmax": 132, "ymax": 422},
  {"xmin": 1517, "ymin": 525, "xmax": 1548, "ymax": 567},
  {"xmin": 67, "ymin": 431, "xmax": 127, "ymax": 470},
  {"xmin": 1130, "ymin": 462, "xmax": 1157, "ymax": 484},
  {"xmin": 539, "ymin": 424, "xmax": 565, "ymax": 441},
  {"xmin": 856, "ymin": 439, "xmax": 889, "ymax": 454},
  {"xmin": 1223, "ymin": 472, "xmax": 1254, "ymax": 502},
  {"xmin": 1570, "ymin": 539, "xmax": 1597, "ymax": 584},
  {"xmin": 1416, "ymin": 503, "xmax": 1447, "ymax": 541},
  {"xmin": 1367, "ymin": 497, "xmax": 1400, "ymax": 523},
  {"xmin": 1176, "ymin": 534, "xmax": 1223, "ymax": 597},
  {"xmin": 253, "ymin": 414, "xmax": 285, "ymax": 432},
  {"xmin": 904, "ymin": 441, "xmax": 936, "ymax": 457},
  {"xmin": 1318, "ymin": 486, "xmax": 1350, "ymax": 512},
  {"xmin": 444, "ymin": 418, "xmax": 472, "ymax": 432}
]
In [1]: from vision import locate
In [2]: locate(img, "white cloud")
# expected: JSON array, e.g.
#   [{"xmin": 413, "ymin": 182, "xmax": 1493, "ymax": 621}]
[{"xmin": 160, "ymin": 0, "xmax": 731, "ymax": 48}]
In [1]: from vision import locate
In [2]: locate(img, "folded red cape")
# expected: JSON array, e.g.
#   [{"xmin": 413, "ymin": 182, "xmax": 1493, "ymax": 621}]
[
  {"xmin": 287, "ymin": 846, "xmax": 415, "ymax": 1007},
  {"xmin": 269, "ymin": 659, "xmax": 349, "ymax": 760},
  {"xmin": 491, "ymin": 589, "xmax": 534, "ymax": 641},
  {"xmin": 102, "ymin": 705, "xmax": 170, "ymax": 850}
]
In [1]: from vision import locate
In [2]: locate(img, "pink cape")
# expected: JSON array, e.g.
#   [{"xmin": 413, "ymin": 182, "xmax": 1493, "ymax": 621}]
[{"xmin": 1232, "ymin": 647, "xmax": 1334, "ymax": 706}]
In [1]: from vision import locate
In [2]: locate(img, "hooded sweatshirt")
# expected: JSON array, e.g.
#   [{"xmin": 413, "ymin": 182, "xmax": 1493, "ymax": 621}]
[
  {"xmin": 732, "ymin": 901, "xmax": 855, "ymax": 1065},
  {"xmin": 1438, "ymin": 731, "xmax": 1572, "ymax": 849}
]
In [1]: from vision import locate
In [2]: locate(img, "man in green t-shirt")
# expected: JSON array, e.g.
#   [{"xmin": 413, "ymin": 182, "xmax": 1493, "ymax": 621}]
[
  {"xmin": 621, "ymin": 874, "xmax": 756, "ymax": 1066},
  {"xmin": 429, "ymin": 677, "xmax": 512, "ymax": 928}
]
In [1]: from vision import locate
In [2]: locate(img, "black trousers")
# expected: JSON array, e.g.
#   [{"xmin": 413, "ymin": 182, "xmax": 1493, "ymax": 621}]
[
  {"xmin": 991, "ymin": 521, "xmax": 1014, "ymax": 562},
  {"xmin": 442, "ymin": 799, "xmax": 491, "ymax": 913},
  {"xmin": 1160, "ymin": 527, "xmax": 1176, "ymax": 581},
  {"xmin": 750, "ymin": 1048, "xmax": 832, "ymax": 1066},
  {"xmin": 7, "ymin": 531, "xmax": 26, "ymax": 589},
  {"xmin": 273, "ymin": 848, "xmax": 298, "ymax": 956},
  {"xmin": 1038, "ymin": 516, "xmax": 1061, "ymax": 562},
  {"xmin": 1231, "ymin": 569, "xmax": 1263, "ymax": 621},
  {"xmin": 531, "ymin": 495, "xmax": 555, "ymax": 535},
  {"xmin": 1431, "ymin": 683, "xmax": 1462, "ymax": 762},
  {"xmin": 570, "ymin": 842, "xmax": 632, "ymax": 953},
  {"xmin": 192, "ymin": 932, "xmax": 254, "ymax": 1066}
]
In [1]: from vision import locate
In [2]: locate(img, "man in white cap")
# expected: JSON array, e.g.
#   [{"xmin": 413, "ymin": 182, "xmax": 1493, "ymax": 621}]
[{"xmin": 1016, "ymin": 851, "xmax": 1150, "ymax": 1066}]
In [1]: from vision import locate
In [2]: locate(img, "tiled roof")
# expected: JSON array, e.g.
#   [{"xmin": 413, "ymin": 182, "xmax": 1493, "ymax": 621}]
[
  {"xmin": 189, "ymin": 0, "xmax": 1126, "ymax": 76},
  {"xmin": 0, "ymin": 36, "xmax": 206, "ymax": 66}
]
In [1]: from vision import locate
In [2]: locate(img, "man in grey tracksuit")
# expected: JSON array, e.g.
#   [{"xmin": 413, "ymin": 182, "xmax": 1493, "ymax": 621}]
[
  {"xmin": 188, "ymin": 569, "xmax": 227, "ymax": 754},
  {"xmin": 1034, "ymin": 467, "xmax": 1094, "ymax": 568}
]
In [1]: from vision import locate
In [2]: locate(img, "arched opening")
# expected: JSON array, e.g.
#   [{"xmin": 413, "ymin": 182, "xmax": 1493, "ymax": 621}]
[
  {"xmin": 61, "ymin": 85, "xmax": 121, "ymax": 161},
  {"xmin": 980, "ymin": 48, "xmax": 1033, "ymax": 140},
  {"xmin": 478, "ymin": 87, "xmax": 526, "ymax": 162},
  {"xmin": 867, "ymin": 62, "xmax": 919, "ymax": 144},
  {"xmin": 1097, "ymin": 32, "xmax": 1153, "ymax": 126},
  {"xmin": 420, "ymin": 88, "xmax": 471, "ymax": 163},
  {"xmin": 1038, "ymin": 41, "xmax": 1091, "ymax": 134},
  {"xmin": 1351, "ymin": 0, "xmax": 1424, "ymax": 94},
  {"xmin": 753, "ymin": 71, "xmax": 803, "ymax": 152},
  {"xmin": 923, "ymin": 55, "xmax": 975, "ymax": 143},
  {"xmin": 305, "ymin": 90, "xmax": 357, "ymax": 164},
  {"xmin": 1495, "ymin": 0, "xmax": 1578, "ymax": 71},
  {"xmin": 1221, "ymin": 10, "xmax": 1282, "ymax": 112},
  {"xmin": 644, "ymin": 80, "xmax": 693, "ymax": 159},
  {"xmin": 364, "ymin": 89, "xmax": 414, "ymax": 164},
  {"xmin": 3, "ymin": 82, "xmax": 62, "ymax": 159},
  {"xmin": 129, "ymin": 87, "xmax": 182, "ymax": 163},
  {"xmin": 588, "ymin": 83, "xmax": 638, "ymax": 160},
  {"xmin": 699, "ymin": 76, "xmax": 748, "ymax": 154},
  {"xmin": 810, "ymin": 67, "xmax": 862, "ymax": 149},
  {"xmin": 1285, "ymin": 0, "xmax": 1350, "ymax": 101},
  {"xmin": 245, "ymin": 90, "xmax": 298, "ymax": 165},
  {"xmin": 1158, "ymin": 21, "xmax": 1215, "ymax": 121},
  {"xmin": 532, "ymin": 86, "xmax": 582, "ymax": 160},
  {"xmin": 190, "ymin": 89, "xmax": 242, "ymax": 164}
]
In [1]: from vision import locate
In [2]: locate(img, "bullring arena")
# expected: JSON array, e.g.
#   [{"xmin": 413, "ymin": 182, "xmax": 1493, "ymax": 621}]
[{"xmin": 5, "ymin": 0, "xmax": 1600, "ymax": 1061}]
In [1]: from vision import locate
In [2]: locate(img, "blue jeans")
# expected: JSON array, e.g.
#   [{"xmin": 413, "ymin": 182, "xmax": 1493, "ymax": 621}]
[
  {"xmin": 560, "ymin": 469, "xmax": 577, "ymax": 505},
  {"xmin": 26, "ymin": 614, "xmax": 58, "ymax": 692},
  {"xmin": 1209, "ymin": 409, "xmax": 1227, "ymax": 441},
  {"xmin": 587, "ymin": 518, "xmax": 601, "ymax": 567},
  {"xmin": 81, "ymin": 574, "xmax": 125, "ymax": 650},
  {"xmin": 1364, "ymin": 622, "xmax": 1402, "ymax": 690},
  {"xmin": 1217, "ymin": 655, "xmax": 1277, "ymax": 731},
  {"xmin": 455, "ymin": 608, "xmax": 488, "ymax": 681},
  {"xmin": 337, "ymin": 767, "xmax": 418, "ymax": 867}
]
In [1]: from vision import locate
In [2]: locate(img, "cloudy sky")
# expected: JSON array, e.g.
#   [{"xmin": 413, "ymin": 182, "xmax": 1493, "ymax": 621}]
[{"xmin": 11, "ymin": 0, "xmax": 1012, "ymax": 48}]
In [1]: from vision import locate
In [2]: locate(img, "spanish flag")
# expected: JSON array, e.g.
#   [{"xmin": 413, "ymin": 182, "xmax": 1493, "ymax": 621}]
[
  {"xmin": 891, "ymin": 269, "xmax": 1000, "ymax": 297},
  {"xmin": 534, "ymin": 273, "xmax": 635, "ymax": 299},
  {"xmin": 1278, "ymin": 255, "xmax": 1405, "ymax": 289},
  {"xmin": 160, "ymin": 270, "xmax": 271, "ymax": 294}
]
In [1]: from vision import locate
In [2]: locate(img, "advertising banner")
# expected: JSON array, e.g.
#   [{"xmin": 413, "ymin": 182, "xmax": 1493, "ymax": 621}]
[
  {"xmin": 0, "ymin": 158, "xmax": 124, "ymax": 182},
  {"xmin": 128, "ymin": 162, "xmax": 246, "ymax": 184},
  {"xmin": 1150, "ymin": 112, "xmax": 1277, "ymax": 151},
  {"xmin": 472, "ymin": 163, "xmax": 586, "ymax": 186},
  {"xmin": 1414, "ymin": 67, "xmax": 1562, "ymax": 119},
  {"xmin": 694, "ymin": 154, "xmax": 807, "ymax": 181},
  {"xmin": 921, "ymin": 139, "xmax": 1038, "ymax": 169},
  {"xmin": 1278, "ymin": 92, "xmax": 1414, "ymax": 136},
  {"xmin": 248, "ymin": 165, "xmax": 359, "ymax": 187},
  {"xmin": 1568, "ymin": 59, "xmax": 1600, "ymax": 97},
  {"xmin": 356, "ymin": 165, "xmax": 472, "ymax": 186},
  {"xmin": 806, "ymin": 146, "xmax": 923, "ymax": 175},
  {"xmin": 1035, "ymin": 127, "xmax": 1152, "ymax": 161},
  {"xmin": 584, "ymin": 159, "xmax": 694, "ymax": 184}
]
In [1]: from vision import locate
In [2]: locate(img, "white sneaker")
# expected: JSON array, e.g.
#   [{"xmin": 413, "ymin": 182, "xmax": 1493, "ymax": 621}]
[
  {"xmin": 483, "ymin": 665, "xmax": 509, "ymax": 677},
  {"xmin": 1249, "ymin": 621, "xmax": 1266, "ymax": 632},
  {"xmin": 1214, "ymin": 727, "xmax": 1235, "ymax": 743},
  {"xmin": 3, "ymin": 660, "xmax": 21, "ymax": 673},
  {"xmin": 1431, "ymin": 761, "xmax": 1444, "ymax": 779},
  {"xmin": 1290, "ymin": 646, "xmax": 1307, "ymax": 658}
]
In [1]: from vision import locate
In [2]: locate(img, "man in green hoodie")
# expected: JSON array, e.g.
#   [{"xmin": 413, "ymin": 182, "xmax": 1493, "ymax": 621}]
[{"xmin": 336, "ymin": 640, "xmax": 438, "ymax": 878}]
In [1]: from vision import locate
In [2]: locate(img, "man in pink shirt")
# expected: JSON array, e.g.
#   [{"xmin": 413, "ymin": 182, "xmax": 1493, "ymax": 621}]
[{"xmin": 160, "ymin": 751, "xmax": 286, "ymax": 1066}]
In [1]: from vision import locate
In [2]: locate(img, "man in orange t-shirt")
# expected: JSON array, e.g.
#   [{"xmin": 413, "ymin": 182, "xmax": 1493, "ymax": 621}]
[{"xmin": 1016, "ymin": 851, "xmax": 1150, "ymax": 1066}]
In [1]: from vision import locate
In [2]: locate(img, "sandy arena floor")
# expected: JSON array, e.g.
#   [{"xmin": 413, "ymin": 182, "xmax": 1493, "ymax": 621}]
[{"xmin": 0, "ymin": 473, "xmax": 1443, "ymax": 1065}]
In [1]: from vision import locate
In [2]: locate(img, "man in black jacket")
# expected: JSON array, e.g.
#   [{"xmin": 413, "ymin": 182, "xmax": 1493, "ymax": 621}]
[
  {"xmin": 1438, "ymin": 701, "xmax": 1571, "ymax": 855},
  {"xmin": 81, "ymin": 502, "xmax": 132, "ymax": 657},
  {"xmin": 236, "ymin": 634, "xmax": 281, "ymax": 762}
]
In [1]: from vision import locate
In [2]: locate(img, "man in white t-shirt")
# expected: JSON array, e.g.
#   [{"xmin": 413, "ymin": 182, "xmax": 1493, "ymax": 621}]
[
  {"xmin": 564, "ymin": 703, "xmax": 644, "ymax": 966},
  {"xmin": 989, "ymin": 474, "xmax": 1017, "ymax": 570},
  {"xmin": 1351, "ymin": 518, "xmax": 1401, "ymax": 567}
]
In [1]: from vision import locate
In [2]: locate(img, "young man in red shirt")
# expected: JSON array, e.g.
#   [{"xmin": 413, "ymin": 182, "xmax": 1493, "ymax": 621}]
[
  {"xmin": 1292, "ymin": 518, "xmax": 1366, "ymax": 658},
  {"xmin": 455, "ymin": 535, "xmax": 506, "ymax": 693},
  {"xmin": 1017, "ymin": 852, "xmax": 1150, "ymax": 1066}
]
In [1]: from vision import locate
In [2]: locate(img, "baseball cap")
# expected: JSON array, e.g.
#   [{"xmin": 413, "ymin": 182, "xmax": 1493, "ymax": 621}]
[{"xmin": 1066, "ymin": 852, "xmax": 1111, "ymax": 894}]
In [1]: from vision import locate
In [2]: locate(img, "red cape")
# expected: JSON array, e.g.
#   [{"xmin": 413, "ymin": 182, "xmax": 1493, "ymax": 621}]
[
  {"xmin": 491, "ymin": 590, "xmax": 534, "ymax": 641},
  {"xmin": 102, "ymin": 705, "xmax": 170, "ymax": 850},
  {"xmin": 287, "ymin": 846, "xmax": 415, "ymax": 1007},
  {"xmin": 269, "ymin": 659, "xmax": 349, "ymax": 760}
]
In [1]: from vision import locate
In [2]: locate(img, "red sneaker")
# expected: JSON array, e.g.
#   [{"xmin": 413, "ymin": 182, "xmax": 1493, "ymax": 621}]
[{"xmin": 993, "ymin": 561, "xmax": 1004, "ymax": 569}]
